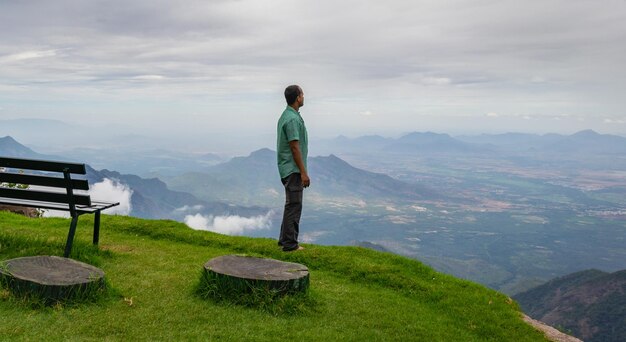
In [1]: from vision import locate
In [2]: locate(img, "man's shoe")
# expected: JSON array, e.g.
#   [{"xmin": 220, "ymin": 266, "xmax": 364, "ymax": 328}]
[{"xmin": 283, "ymin": 246, "xmax": 305, "ymax": 252}]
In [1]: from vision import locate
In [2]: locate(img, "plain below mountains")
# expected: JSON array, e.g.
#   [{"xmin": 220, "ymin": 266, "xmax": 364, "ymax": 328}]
[{"xmin": 514, "ymin": 269, "xmax": 626, "ymax": 342}]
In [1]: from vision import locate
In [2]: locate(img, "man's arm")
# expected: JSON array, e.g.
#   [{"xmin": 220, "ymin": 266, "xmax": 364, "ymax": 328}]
[{"xmin": 289, "ymin": 140, "xmax": 310, "ymax": 188}]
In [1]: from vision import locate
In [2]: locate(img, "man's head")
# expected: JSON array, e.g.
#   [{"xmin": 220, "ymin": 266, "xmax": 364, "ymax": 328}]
[{"xmin": 285, "ymin": 85, "xmax": 304, "ymax": 109}]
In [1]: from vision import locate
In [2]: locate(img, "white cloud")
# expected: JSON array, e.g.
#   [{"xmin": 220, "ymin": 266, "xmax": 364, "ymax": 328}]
[
  {"xmin": 265, "ymin": 188, "xmax": 280, "ymax": 197},
  {"xmin": 360, "ymin": 110, "xmax": 375, "ymax": 116},
  {"xmin": 184, "ymin": 211, "xmax": 273, "ymax": 235},
  {"xmin": 42, "ymin": 210, "xmax": 70, "ymax": 218},
  {"xmin": 411, "ymin": 205, "xmax": 428, "ymax": 212},
  {"xmin": 175, "ymin": 204, "xmax": 204, "ymax": 212},
  {"xmin": 88, "ymin": 178, "xmax": 133, "ymax": 215},
  {"xmin": 0, "ymin": 50, "xmax": 57, "ymax": 63},
  {"xmin": 486, "ymin": 112, "xmax": 499, "ymax": 118},
  {"xmin": 531, "ymin": 76, "xmax": 546, "ymax": 83},
  {"xmin": 132, "ymin": 75, "xmax": 165, "ymax": 80},
  {"xmin": 421, "ymin": 77, "xmax": 451, "ymax": 86},
  {"xmin": 300, "ymin": 231, "xmax": 328, "ymax": 243},
  {"xmin": 41, "ymin": 178, "xmax": 132, "ymax": 218}
]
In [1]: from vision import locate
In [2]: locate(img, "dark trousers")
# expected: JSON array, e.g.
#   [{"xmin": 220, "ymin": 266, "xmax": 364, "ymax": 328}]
[{"xmin": 278, "ymin": 173, "xmax": 303, "ymax": 251}]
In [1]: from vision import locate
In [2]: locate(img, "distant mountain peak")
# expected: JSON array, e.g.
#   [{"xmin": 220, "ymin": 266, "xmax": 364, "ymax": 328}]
[
  {"xmin": 315, "ymin": 154, "xmax": 351, "ymax": 166},
  {"xmin": 402, "ymin": 131, "xmax": 448, "ymax": 138},
  {"xmin": 0, "ymin": 136, "xmax": 42, "ymax": 158},
  {"xmin": 399, "ymin": 131, "xmax": 456, "ymax": 142},
  {"xmin": 247, "ymin": 148, "xmax": 275, "ymax": 160},
  {"xmin": 572, "ymin": 129, "xmax": 599, "ymax": 137},
  {"xmin": 250, "ymin": 148, "xmax": 274, "ymax": 156},
  {"xmin": 0, "ymin": 136, "xmax": 19, "ymax": 144}
]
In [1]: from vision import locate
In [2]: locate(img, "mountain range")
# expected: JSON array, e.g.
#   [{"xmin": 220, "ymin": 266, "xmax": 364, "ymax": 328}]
[
  {"xmin": 1, "ymin": 136, "xmax": 438, "ymax": 218},
  {"xmin": 0, "ymin": 136, "xmax": 262, "ymax": 220},
  {"xmin": 315, "ymin": 131, "xmax": 478, "ymax": 155},
  {"xmin": 166, "ymin": 147, "xmax": 439, "ymax": 207},
  {"xmin": 315, "ymin": 130, "xmax": 626, "ymax": 158},
  {"xmin": 87, "ymin": 167, "xmax": 265, "ymax": 220},
  {"xmin": 457, "ymin": 129, "xmax": 626, "ymax": 155},
  {"xmin": 514, "ymin": 269, "xmax": 626, "ymax": 342}
]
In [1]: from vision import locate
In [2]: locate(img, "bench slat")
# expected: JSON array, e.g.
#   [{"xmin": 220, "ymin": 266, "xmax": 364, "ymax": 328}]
[
  {"xmin": 0, "ymin": 188, "xmax": 91, "ymax": 206},
  {"xmin": 0, "ymin": 198, "xmax": 119, "ymax": 213},
  {"xmin": 0, "ymin": 173, "xmax": 89, "ymax": 190},
  {"xmin": 0, "ymin": 157, "xmax": 86, "ymax": 174}
]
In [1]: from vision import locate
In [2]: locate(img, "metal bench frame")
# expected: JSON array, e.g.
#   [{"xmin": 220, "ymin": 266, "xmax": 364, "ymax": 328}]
[{"xmin": 0, "ymin": 157, "xmax": 119, "ymax": 257}]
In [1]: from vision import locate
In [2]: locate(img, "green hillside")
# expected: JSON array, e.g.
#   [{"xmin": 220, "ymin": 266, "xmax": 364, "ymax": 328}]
[{"xmin": 0, "ymin": 211, "xmax": 547, "ymax": 341}]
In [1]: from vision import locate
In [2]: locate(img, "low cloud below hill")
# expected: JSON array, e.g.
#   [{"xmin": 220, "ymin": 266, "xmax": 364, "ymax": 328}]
[
  {"xmin": 184, "ymin": 210, "xmax": 273, "ymax": 236},
  {"xmin": 89, "ymin": 178, "xmax": 133, "ymax": 215}
]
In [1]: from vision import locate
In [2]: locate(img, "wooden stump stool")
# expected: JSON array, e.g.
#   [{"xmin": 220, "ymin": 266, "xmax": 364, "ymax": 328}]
[
  {"xmin": 0, "ymin": 256, "xmax": 105, "ymax": 304},
  {"xmin": 202, "ymin": 255, "xmax": 309, "ymax": 300}
]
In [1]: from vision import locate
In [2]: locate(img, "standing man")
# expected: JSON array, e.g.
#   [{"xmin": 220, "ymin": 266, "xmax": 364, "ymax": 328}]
[{"xmin": 277, "ymin": 85, "xmax": 309, "ymax": 252}]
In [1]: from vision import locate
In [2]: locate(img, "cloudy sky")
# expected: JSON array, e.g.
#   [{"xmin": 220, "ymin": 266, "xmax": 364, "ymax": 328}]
[{"xmin": 1, "ymin": 0, "xmax": 625, "ymax": 147}]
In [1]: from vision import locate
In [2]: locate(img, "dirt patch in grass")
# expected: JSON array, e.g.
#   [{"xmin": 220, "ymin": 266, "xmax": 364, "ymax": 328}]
[{"xmin": 523, "ymin": 314, "xmax": 581, "ymax": 342}]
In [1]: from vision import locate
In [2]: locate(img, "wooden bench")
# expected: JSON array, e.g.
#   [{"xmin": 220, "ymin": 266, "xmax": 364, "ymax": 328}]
[{"xmin": 0, "ymin": 157, "xmax": 120, "ymax": 257}]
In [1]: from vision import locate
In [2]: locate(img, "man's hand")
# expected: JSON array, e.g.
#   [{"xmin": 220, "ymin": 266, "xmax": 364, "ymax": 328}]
[
  {"xmin": 289, "ymin": 140, "xmax": 310, "ymax": 188},
  {"xmin": 301, "ymin": 172, "xmax": 310, "ymax": 188}
]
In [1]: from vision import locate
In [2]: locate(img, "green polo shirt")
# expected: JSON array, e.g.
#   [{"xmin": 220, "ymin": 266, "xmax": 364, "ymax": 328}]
[{"xmin": 277, "ymin": 106, "xmax": 308, "ymax": 179}]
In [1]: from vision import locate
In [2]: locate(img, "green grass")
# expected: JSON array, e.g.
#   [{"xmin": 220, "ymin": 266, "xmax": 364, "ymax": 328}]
[{"xmin": 0, "ymin": 211, "xmax": 548, "ymax": 341}]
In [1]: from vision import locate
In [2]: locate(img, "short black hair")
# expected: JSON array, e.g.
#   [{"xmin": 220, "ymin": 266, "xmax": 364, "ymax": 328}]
[{"xmin": 284, "ymin": 85, "xmax": 302, "ymax": 105}]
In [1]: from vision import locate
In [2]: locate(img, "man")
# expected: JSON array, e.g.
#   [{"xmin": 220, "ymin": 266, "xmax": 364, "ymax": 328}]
[{"xmin": 277, "ymin": 85, "xmax": 309, "ymax": 252}]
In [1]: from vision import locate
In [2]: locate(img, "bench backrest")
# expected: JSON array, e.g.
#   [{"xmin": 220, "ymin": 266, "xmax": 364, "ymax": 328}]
[{"xmin": 0, "ymin": 157, "xmax": 92, "ymax": 207}]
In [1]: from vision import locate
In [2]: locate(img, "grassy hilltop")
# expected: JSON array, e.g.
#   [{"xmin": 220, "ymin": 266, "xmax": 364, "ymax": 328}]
[{"xmin": 0, "ymin": 211, "xmax": 547, "ymax": 341}]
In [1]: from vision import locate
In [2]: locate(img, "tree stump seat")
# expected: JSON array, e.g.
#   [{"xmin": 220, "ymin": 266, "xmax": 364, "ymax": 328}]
[
  {"xmin": 203, "ymin": 255, "xmax": 309, "ymax": 296},
  {"xmin": 0, "ymin": 256, "xmax": 105, "ymax": 303}
]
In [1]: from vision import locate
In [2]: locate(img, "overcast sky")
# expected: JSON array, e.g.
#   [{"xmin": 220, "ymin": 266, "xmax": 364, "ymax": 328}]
[{"xmin": 1, "ymin": 0, "xmax": 625, "ymax": 147}]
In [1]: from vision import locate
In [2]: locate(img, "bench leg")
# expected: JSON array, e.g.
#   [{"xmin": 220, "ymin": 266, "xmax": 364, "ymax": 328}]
[
  {"xmin": 64, "ymin": 216, "xmax": 79, "ymax": 258},
  {"xmin": 93, "ymin": 210, "xmax": 101, "ymax": 245}
]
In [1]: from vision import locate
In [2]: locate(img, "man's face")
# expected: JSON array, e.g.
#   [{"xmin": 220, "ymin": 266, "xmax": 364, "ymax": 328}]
[{"xmin": 298, "ymin": 89, "xmax": 304, "ymax": 107}]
